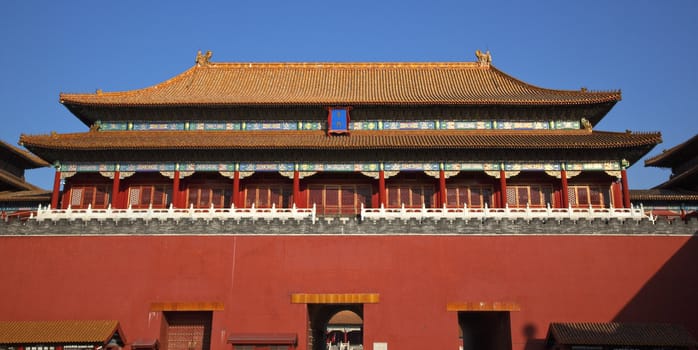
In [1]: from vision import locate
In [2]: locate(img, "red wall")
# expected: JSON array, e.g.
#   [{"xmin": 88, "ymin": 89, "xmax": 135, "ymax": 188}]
[{"xmin": 1, "ymin": 234, "xmax": 696, "ymax": 350}]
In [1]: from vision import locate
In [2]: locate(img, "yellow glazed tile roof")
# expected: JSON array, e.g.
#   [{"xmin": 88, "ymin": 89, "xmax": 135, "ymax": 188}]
[
  {"xmin": 645, "ymin": 133, "xmax": 698, "ymax": 167},
  {"xmin": 0, "ymin": 140, "xmax": 50, "ymax": 169},
  {"xmin": 0, "ymin": 320, "xmax": 121, "ymax": 345},
  {"xmin": 20, "ymin": 130, "xmax": 660, "ymax": 152},
  {"xmin": 547, "ymin": 322, "xmax": 698, "ymax": 347},
  {"xmin": 59, "ymin": 61, "xmax": 621, "ymax": 107}
]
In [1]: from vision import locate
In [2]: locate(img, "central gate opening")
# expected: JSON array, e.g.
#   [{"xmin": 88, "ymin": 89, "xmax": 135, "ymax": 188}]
[
  {"xmin": 308, "ymin": 304, "xmax": 363, "ymax": 350},
  {"xmin": 458, "ymin": 311, "xmax": 512, "ymax": 350}
]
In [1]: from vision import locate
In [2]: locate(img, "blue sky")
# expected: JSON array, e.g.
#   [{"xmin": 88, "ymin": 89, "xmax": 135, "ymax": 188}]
[{"xmin": 2, "ymin": 1, "xmax": 697, "ymax": 189}]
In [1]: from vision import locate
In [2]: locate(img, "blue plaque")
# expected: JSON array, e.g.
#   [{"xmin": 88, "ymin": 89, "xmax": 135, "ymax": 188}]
[{"xmin": 329, "ymin": 108, "xmax": 349, "ymax": 133}]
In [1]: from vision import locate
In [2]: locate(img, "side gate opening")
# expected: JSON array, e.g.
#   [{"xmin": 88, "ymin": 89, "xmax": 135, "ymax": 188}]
[{"xmin": 308, "ymin": 304, "xmax": 363, "ymax": 350}]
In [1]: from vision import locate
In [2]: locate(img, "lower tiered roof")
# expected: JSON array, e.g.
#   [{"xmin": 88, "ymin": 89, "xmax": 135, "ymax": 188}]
[{"xmin": 20, "ymin": 129, "xmax": 660, "ymax": 163}]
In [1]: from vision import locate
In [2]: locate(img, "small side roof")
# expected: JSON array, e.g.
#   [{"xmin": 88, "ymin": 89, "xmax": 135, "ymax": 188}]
[
  {"xmin": 0, "ymin": 320, "xmax": 125, "ymax": 346},
  {"xmin": 630, "ymin": 188, "xmax": 698, "ymax": 202},
  {"xmin": 645, "ymin": 133, "xmax": 698, "ymax": 168},
  {"xmin": 545, "ymin": 322, "xmax": 698, "ymax": 348},
  {"xmin": 0, "ymin": 140, "xmax": 50, "ymax": 170}
]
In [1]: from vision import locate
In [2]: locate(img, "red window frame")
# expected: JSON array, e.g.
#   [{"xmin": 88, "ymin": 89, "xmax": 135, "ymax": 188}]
[
  {"xmin": 505, "ymin": 185, "xmax": 553, "ymax": 208},
  {"xmin": 187, "ymin": 185, "xmax": 230, "ymax": 208},
  {"xmin": 68, "ymin": 184, "xmax": 111, "ymax": 209},
  {"xmin": 307, "ymin": 184, "xmax": 372, "ymax": 215},
  {"xmin": 128, "ymin": 184, "xmax": 172, "ymax": 209},
  {"xmin": 244, "ymin": 184, "xmax": 293, "ymax": 208},
  {"xmin": 568, "ymin": 185, "xmax": 610, "ymax": 208},
  {"xmin": 445, "ymin": 184, "xmax": 493, "ymax": 208},
  {"xmin": 387, "ymin": 184, "xmax": 436, "ymax": 208}
]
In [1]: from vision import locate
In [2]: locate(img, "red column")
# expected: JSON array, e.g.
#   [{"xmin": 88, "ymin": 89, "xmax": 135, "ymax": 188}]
[
  {"xmin": 173, "ymin": 170, "xmax": 181, "ymax": 208},
  {"xmin": 621, "ymin": 169, "xmax": 631, "ymax": 208},
  {"xmin": 51, "ymin": 168, "xmax": 61, "ymax": 209},
  {"xmin": 233, "ymin": 170, "xmax": 241, "ymax": 207},
  {"xmin": 293, "ymin": 170, "xmax": 301, "ymax": 208},
  {"xmin": 499, "ymin": 169, "xmax": 507, "ymax": 208},
  {"xmin": 611, "ymin": 181, "xmax": 623, "ymax": 208},
  {"xmin": 111, "ymin": 170, "xmax": 121, "ymax": 208},
  {"xmin": 560, "ymin": 168, "xmax": 569, "ymax": 208},
  {"xmin": 439, "ymin": 169, "xmax": 447, "ymax": 207},
  {"xmin": 379, "ymin": 170, "xmax": 386, "ymax": 207}
]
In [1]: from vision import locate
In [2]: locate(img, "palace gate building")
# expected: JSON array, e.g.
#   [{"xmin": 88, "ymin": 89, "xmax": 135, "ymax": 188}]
[{"xmin": 2, "ymin": 51, "xmax": 697, "ymax": 350}]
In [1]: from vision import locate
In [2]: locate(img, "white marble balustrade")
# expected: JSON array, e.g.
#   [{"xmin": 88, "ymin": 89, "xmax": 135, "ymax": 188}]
[
  {"xmin": 32, "ymin": 203, "xmax": 317, "ymax": 223},
  {"xmin": 360, "ymin": 203, "xmax": 652, "ymax": 222}
]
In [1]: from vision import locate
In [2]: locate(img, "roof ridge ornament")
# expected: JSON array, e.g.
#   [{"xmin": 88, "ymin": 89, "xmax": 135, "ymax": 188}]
[
  {"xmin": 581, "ymin": 118, "xmax": 592, "ymax": 132},
  {"xmin": 475, "ymin": 49, "xmax": 492, "ymax": 67},
  {"xmin": 196, "ymin": 50, "xmax": 213, "ymax": 67}
]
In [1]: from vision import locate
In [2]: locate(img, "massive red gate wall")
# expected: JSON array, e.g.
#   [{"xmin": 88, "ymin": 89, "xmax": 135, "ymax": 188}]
[{"xmin": 1, "ymin": 235, "xmax": 695, "ymax": 350}]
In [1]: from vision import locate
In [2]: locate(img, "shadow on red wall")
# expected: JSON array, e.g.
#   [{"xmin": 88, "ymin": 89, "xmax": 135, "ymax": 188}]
[
  {"xmin": 520, "ymin": 234, "xmax": 698, "ymax": 350},
  {"xmin": 612, "ymin": 234, "xmax": 698, "ymax": 336}
]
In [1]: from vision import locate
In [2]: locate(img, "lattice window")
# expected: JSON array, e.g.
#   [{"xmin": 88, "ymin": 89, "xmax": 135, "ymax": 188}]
[
  {"xmin": 68, "ymin": 185, "xmax": 110, "ymax": 209},
  {"xmin": 128, "ymin": 184, "xmax": 172, "ymax": 208},
  {"xmin": 506, "ymin": 185, "xmax": 552, "ymax": 207},
  {"xmin": 129, "ymin": 187, "xmax": 141, "ymax": 206},
  {"xmin": 567, "ymin": 188, "xmax": 576, "ymax": 206},
  {"xmin": 506, "ymin": 187, "xmax": 517, "ymax": 206},
  {"xmin": 568, "ymin": 185, "xmax": 609, "ymax": 207},
  {"xmin": 70, "ymin": 188, "xmax": 84, "ymax": 207}
]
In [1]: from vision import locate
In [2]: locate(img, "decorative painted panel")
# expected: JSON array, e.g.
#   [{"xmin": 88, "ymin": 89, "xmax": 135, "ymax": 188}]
[
  {"xmin": 120, "ymin": 163, "xmax": 177, "ymax": 172},
  {"xmin": 298, "ymin": 163, "xmax": 380, "ymax": 172},
  {"xmin": 555, "ymin": 120, "xmax": 581, "ymax": 129},
  {"xmin": 244, "ymin": 121, "xmax": 299, "ymax": 131},
  {"xmin": 98, "ymin": 119, "xmax": 583, "ymax": 131},
  {"xmin": 495, "ymin": 121, "xmax": 550, "ymax": 130},
  {"xmin": 132, "ymin": 122, "xmax": 186, "ymax": 131},
  {"xmin": 239, "ymin": 162, "xmax": 295, "ymax": 172},
  {"xmin": 99, "ymin": 121, "xmax": 326, "ymax": 131},
  {"xmin": 382, "ymin": 121, "xmax": 436, "ymax": 130},
  {"xmin": 180, "ymin": 163, "xmax": 237, "ymax": 172},
  {"xmin": 567, "ymin": 161, "xmax": 621, "ymax": 171},
  {"xmin": 444, "ymin": 162, "xmax": 494, "ymax": 171},
  {"xmin": 100, "ymin": 122, "xmax": 128, "ymax": 131},
  {"xmin": 61, "ymin": 163, "xmax": 117, "ymax": 172},
  {"xmin": 58, "ymin": 161, "xmax": 622, "ymax": 175},
  {"xmin": 504, "ymin": 162, "xmax": 561, "ymax": 171},
  {"xmin": 437, "ymin": 120, "xmax": 493, "ymax": 130},
  {"xmin": 299, "ymin": 121, "xmax": 323, "ymax": 130},
  {"xmin": 350, "ymin": 121, "xmax": 381, "ymax": 130},
  {"xmin": 384, "ymin": 162, "xmax": 440, "ymax": 171},
  {"xmin": 191, "ymin": 122, "xmax": 241, "ymax": 131}
]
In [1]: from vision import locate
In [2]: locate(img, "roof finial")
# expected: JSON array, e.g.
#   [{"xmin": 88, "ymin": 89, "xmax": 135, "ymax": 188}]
[
  {"xmin": 475, "ymin": 49, "xmax": 492, "ymax": 67},
  {"xmin": 196, "ymin": 50, "xmax": 213, "ymax": 66}
]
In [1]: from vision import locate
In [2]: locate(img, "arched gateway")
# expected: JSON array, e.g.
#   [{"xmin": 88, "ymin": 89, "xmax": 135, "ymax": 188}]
[{"xmin": 308, "ymin": 305, "xmax": 363, "ymax": 350}]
